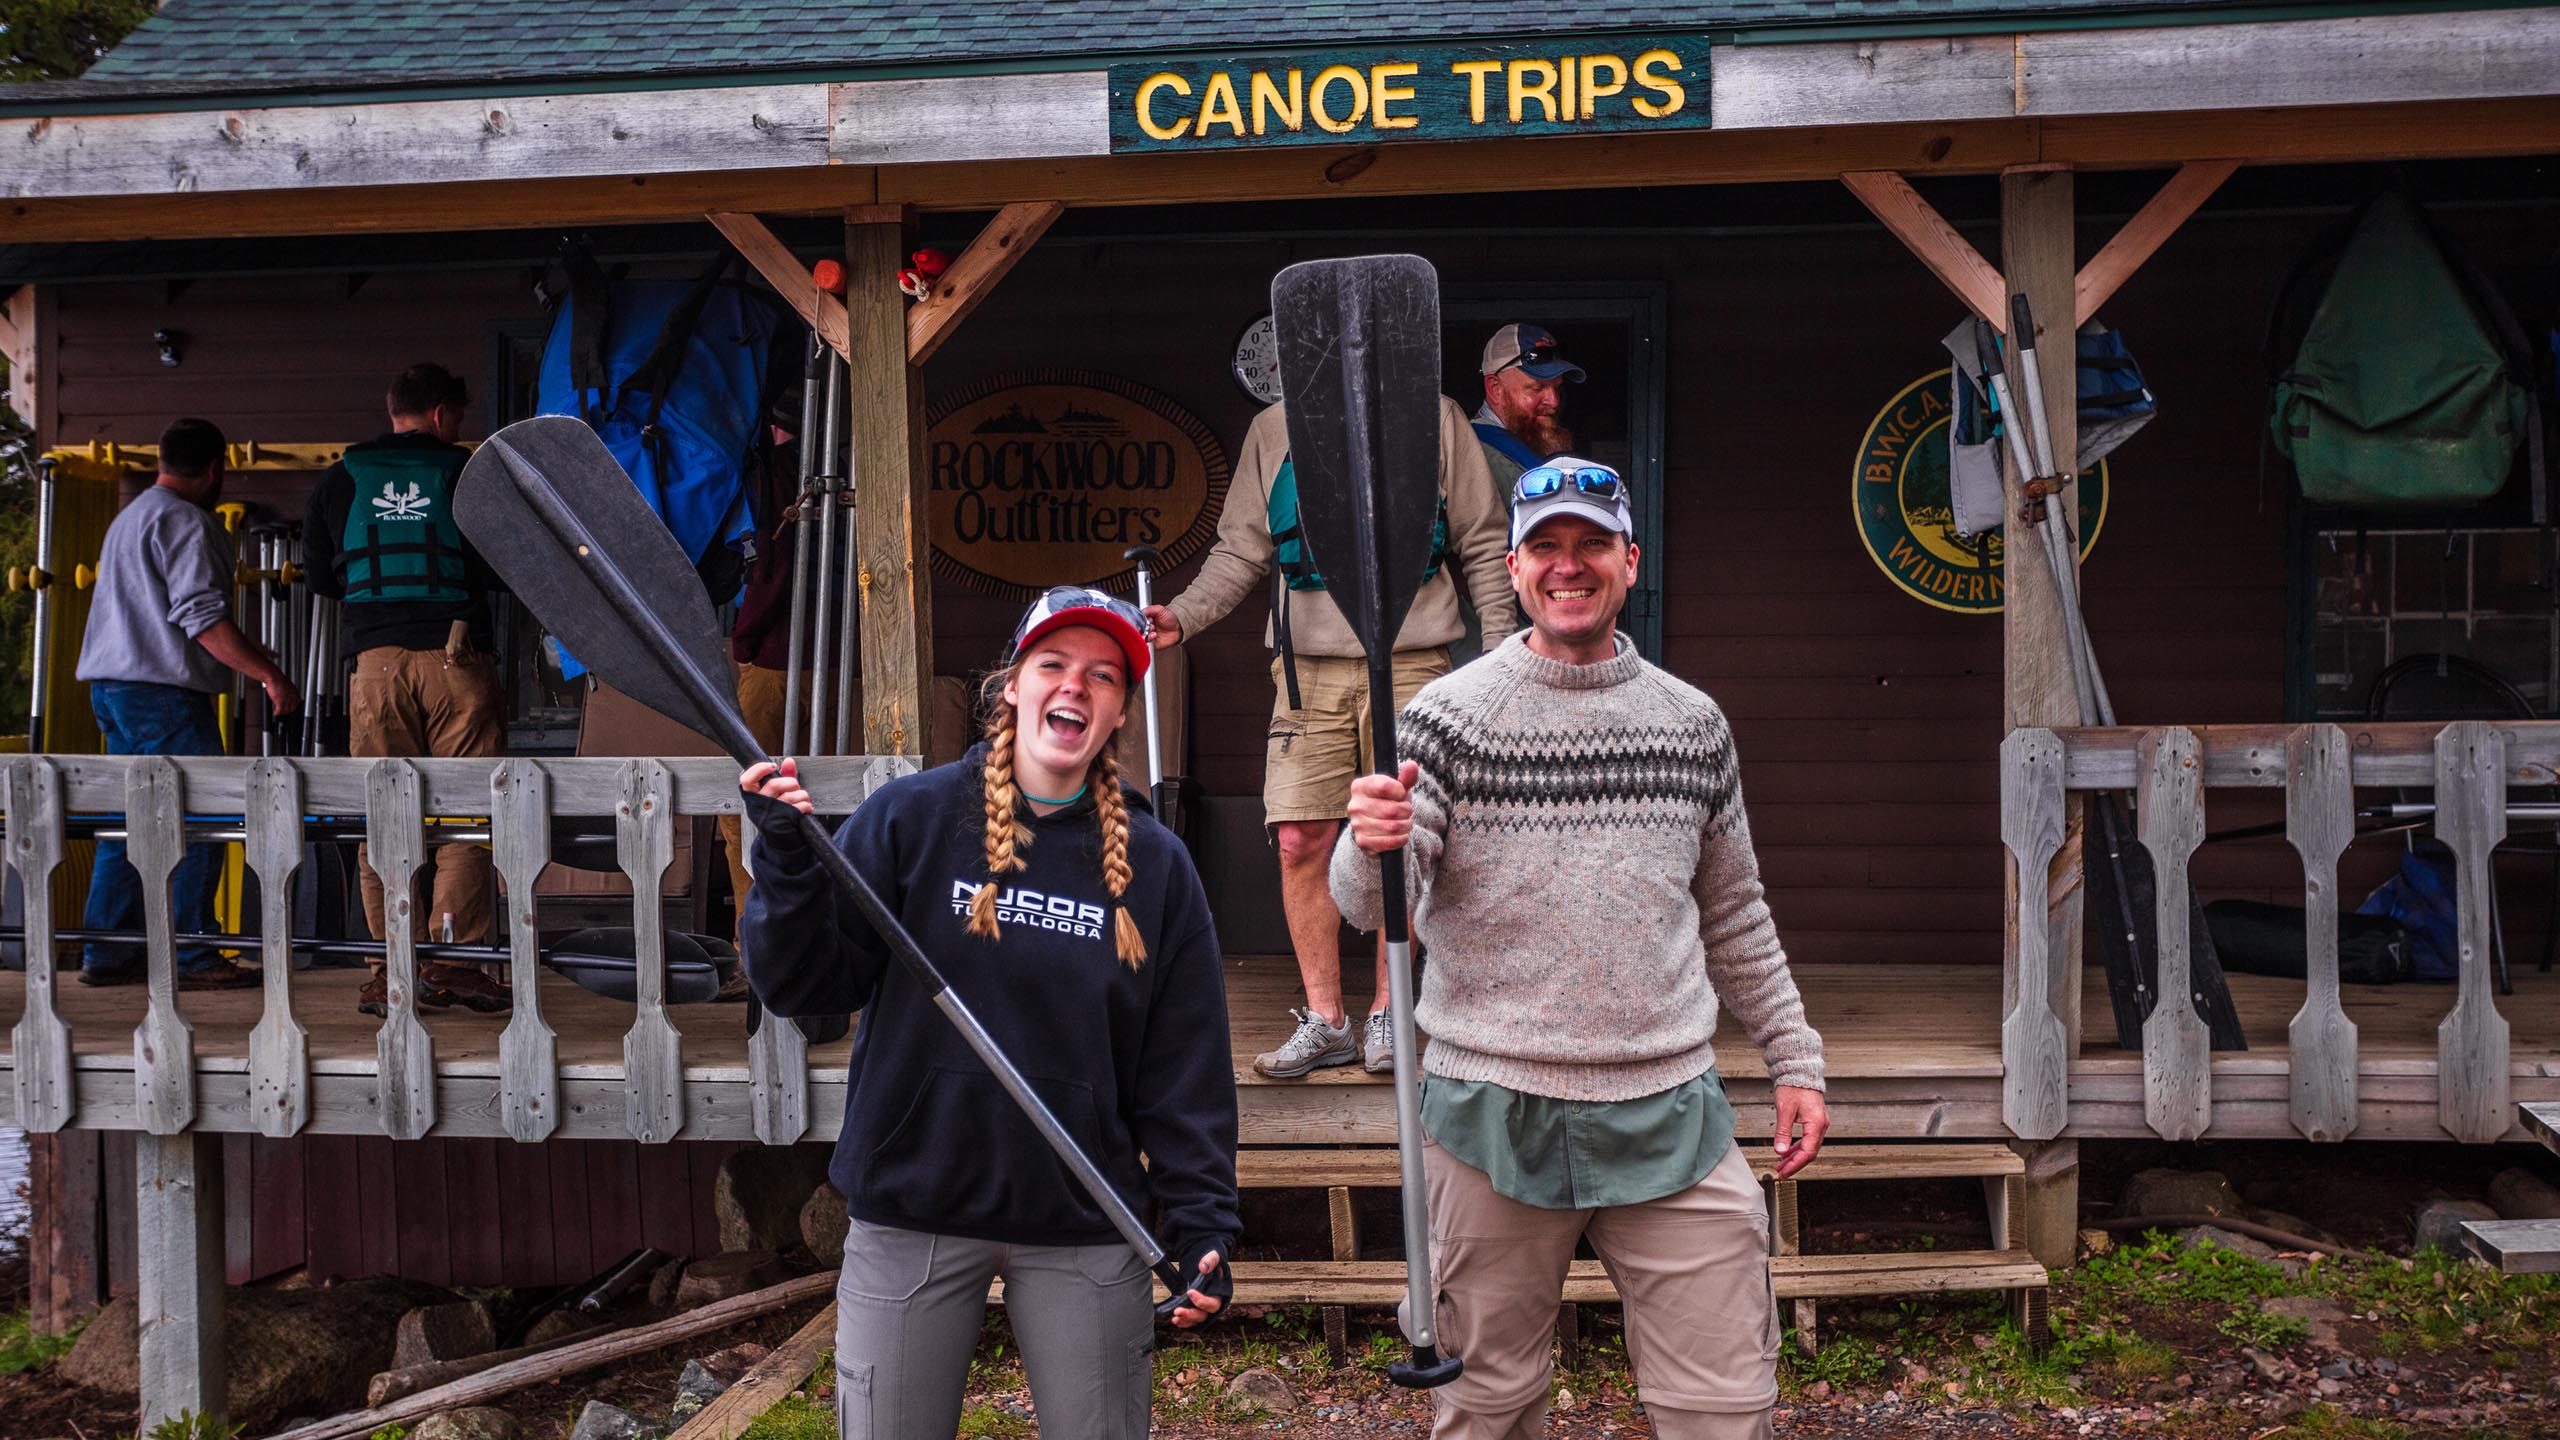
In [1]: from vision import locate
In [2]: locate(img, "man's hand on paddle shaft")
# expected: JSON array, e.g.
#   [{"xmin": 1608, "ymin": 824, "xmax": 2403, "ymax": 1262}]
[
  {"xmin": 741, "ymin": 758, "xmax": 814, "ymax": 815},
  {"xmin": 1772, "ymin": 1085, "xmax": 1830, "ymax": 1180},
  {"xmin": 1141, "ymin": 604, "xmax": 1181, "ymax": 648},
  {"xmin": 1347, "ymin": 761, "xmax": 1421, "ymax": 854},
  {"xmin": 1170, "ymin": 1248, "xmax": 1227, "ymax": 1329}
]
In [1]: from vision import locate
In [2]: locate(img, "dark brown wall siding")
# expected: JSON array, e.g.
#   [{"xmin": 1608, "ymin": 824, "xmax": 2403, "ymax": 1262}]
[{"xmin": 39, "ymin": 202, "xmax": 2553, "ymax": 964}]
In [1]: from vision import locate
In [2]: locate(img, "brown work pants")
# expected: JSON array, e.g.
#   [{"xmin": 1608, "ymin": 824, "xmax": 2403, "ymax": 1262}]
[
  {"xmin": 716, "ymin": 661, "xmax": 792, "ymax": 946},
  {"xmin": 1420, "ymin": 1134, "xmax": 1779, "ymax": 1440},
  {"xmin": 351, "ymin": 644, "xmax": 506, "ymax": 947}
]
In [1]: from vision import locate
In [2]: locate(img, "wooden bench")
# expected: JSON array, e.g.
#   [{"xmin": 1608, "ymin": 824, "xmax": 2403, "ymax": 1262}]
[{"xmin": 1228, "ymin": 1141, "xmax": 2048, "ymax": 1361}]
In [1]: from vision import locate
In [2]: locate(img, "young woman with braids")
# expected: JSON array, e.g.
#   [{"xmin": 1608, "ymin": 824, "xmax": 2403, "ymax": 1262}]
[{"xmin": 738, "ymin": 586, "xmax": 1236, "ymax": 1440}]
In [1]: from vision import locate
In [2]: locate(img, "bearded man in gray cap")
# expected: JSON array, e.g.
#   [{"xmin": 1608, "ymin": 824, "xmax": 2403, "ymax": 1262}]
[{"xmin": 1472, "ymin": 322, "xmax": 1585, "ymax": 491}]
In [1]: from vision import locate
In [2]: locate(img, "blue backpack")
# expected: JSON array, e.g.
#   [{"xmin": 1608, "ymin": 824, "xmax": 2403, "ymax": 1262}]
[
  {"xmin": 537, "ymin": 249, "xmax": 781, "ymax": 677},
  {"xmin": 2356, "ymin": 841, "xmax": 2462, "ymax": 982}
]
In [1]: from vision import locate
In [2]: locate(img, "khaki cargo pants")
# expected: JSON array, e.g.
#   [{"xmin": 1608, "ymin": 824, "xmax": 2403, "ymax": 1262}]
[
  {"xmin": 1421, "ymin": 1133, "xmax": 1779, "ymax": 1440},
  {"xmin": 351, "ymin": 644, "xmax": 506, "ymax": 945}
]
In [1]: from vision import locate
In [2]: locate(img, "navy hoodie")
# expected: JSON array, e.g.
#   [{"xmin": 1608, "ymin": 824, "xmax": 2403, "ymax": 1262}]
[{"xmin": 742, "ymin": 745, "xmax": 1238, "ymax": 1265}]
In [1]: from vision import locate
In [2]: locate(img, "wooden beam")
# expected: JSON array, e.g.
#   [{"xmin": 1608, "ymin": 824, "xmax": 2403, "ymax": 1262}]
[
  {"xmin": 135, "ymin": 1132, "xmax": 226, "ymax": 1433},
  {"xmin": 707, "ymin": 212, "xmax": 849, "ymax": 359},
  {"xmin": 1843, "ymin": 170, "xmax": 2009, "ymax": 331},
  {"xmin": 846, "ymin": 208, "xmax": 934, "ymax": 761},
  {"xmin": 2073, "ymin": 160, "xmax": 2241, "ymax": 323},
  {"xmin": 905, "ymin": 200, "xmax": 1065, "ymax": 367},
  {"xmin": 7, "ymin": 97, "xmax": 2560, "ymax": 244}
]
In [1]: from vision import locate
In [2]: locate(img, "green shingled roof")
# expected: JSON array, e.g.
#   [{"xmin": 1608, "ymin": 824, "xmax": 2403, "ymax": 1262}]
[{"xmin": 80, "ymin": 0, "xmax": 2305, "ymax": 93}]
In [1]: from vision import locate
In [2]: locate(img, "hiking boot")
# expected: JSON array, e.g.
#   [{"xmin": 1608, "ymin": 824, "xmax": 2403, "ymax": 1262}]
[
  {"xmin": 1362, "ymin": 1010, "xmax": 1397, "ymax": 1075},
  {"xmin": 178, "ymin": 961, "xmax": 262, "ymax": 991},
  {"xmin": 422, "ymin": 962, "xmax": 511, "ymax": 1014},
  {"xmin": 358, "ymin": 971, "xmax": 388, "ymax": 1017},
  {"xmin": 1253, "ymin": 1008, "xmax": 1356, "ymax": 1079}
]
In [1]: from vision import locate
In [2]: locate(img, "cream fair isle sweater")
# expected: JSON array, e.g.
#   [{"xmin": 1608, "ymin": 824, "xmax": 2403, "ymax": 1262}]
[{"xmin": 1330, "ymin": 631, "xmax": 1826, "ymax": 1102}]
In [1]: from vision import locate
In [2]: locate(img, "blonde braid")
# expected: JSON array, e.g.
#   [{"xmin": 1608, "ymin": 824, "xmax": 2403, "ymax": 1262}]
[
  {"xmin": 967, "ymin": 705, "xmax": 1027, "ymax": 942},
  {"xmin": 1093, "ymin": 748, "xmax": 1148, "ymax": 968}
]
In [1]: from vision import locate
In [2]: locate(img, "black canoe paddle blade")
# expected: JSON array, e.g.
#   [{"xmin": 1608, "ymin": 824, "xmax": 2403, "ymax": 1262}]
[
  {"xmin": 453, "ymin": 416, "xmax": 749, "ymax": 760},
  {"xmin": 1271, "ymin": 255, "xmax": 1445, "ymax": 663}
]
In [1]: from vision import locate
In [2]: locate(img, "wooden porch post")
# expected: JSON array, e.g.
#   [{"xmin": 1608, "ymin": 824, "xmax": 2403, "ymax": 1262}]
[
  {"xmin": 845, "ymin": 204, "xmax": 934, "ymax": 761},
  {"xmin": 136, "ymin": 1131, "xmax": 226, "ymax": 1431},
  {"xmin": 2000, "ymin": 165, "xmax": 2084, "ymax": 1273}
]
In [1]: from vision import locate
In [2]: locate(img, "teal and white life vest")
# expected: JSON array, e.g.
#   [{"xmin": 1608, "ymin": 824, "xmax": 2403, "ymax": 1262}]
[
  {"xmin": 337, "ymin": 444, "xmax": 470, "ymax": 604},
  {"xmin": 1268, "ymin": 455, "xmax": 1449, "ymax": 593}
]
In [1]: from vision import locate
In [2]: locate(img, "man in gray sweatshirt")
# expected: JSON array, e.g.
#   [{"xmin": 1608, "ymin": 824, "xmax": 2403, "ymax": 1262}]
[
  {"xmin": 75, "ymin": 418, "xmax": 299, "ymax": 985},
  {"xmin": 1336, "ymin": 458, "xmax": 1828, "ymax": 1440}
]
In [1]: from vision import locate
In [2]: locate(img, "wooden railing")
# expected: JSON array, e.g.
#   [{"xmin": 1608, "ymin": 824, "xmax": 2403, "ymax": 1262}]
[
  {"xmin": 2003, "ymin": 720, "xmax": 2553, "ymax": 1146},
  {"xmin": 2, "ymin": 753, "xmax": 911, "ymax": 1145}
]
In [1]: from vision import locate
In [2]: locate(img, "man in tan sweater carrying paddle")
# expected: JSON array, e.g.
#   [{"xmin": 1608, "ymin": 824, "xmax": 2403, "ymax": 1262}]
[{"xmin": 1336, "ymin": 458, "xmax": 1830, "ymax": 1440}]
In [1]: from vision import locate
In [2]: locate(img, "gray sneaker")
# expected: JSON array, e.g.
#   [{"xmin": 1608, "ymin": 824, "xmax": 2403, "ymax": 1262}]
[
  {"xmin": 1254, "ymin": 1008, "xmax": 1357, "ymax": 1079},
  {"xmin": 1363, "ymin": 1011, "xmax": 1397, "ymax": 1074}
]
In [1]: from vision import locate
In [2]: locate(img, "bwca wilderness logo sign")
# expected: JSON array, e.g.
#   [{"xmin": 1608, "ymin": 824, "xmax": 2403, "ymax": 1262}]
[
  {"xmin": 927, "ymin": 371, "xmax": 1231, "ymax": 600},
  {"xmin": 1852, "ymin": 370, "xmax": 2109, "ymax": 615}
]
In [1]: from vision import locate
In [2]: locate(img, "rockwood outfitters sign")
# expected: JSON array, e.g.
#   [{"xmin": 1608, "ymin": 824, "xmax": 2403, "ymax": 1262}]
[
  {"xmin": 1852, "ymin": 370, "xmax": 2109, "ymax": 614},
  {"xmin": 927, "ymin": 371, "xmax": 1231, "ymax": 600},
  {"xmin": 1110, "ymin": 37, "xmax": 1711, "ymax": 152}
]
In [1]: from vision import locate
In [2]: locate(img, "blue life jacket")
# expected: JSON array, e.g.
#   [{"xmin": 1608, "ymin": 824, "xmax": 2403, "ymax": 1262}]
[
  {"xmin": 1471, "ymin": 419, "xmax": 1544, "ymax": 473},
  {"xmin": 337, "ymin": 443, "xmax": 470, "ymax": 604}
]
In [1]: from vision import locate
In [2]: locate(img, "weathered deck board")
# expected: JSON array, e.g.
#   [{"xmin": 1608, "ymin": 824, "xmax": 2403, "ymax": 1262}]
[{"xmin": 9, "ymin": 958, "xmax": 2560, "ymax": 1142}]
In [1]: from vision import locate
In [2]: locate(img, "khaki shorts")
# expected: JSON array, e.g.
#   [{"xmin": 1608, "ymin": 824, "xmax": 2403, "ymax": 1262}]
[{"xmin": 1264, "ymin": 646, "xmax": 1453, "ymax": 825}]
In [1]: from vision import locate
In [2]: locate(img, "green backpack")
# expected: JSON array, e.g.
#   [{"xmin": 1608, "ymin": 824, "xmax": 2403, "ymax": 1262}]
[{"xmin": 2267, "ymin": 188, "xmax": 2545, "ymax": 517}]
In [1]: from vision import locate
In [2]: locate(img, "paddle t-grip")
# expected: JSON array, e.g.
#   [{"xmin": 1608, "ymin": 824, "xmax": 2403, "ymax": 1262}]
[{"xmin": 1391, "ymin": 1344, "xmax": 1465, "ymax": 1390}]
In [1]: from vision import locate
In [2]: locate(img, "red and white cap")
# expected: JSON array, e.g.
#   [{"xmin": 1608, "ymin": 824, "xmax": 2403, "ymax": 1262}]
[{"xmin": 1009, "ymin": 586, "xmax": 1154, "ymax": 682}]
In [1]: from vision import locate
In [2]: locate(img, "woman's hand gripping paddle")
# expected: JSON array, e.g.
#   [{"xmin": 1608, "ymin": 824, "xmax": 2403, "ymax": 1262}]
[
  {"xmin": 454, "ymin": 415, "xmax": 1210, "ymax": 1320},
  {"xmin": 1271, "ymin": 255, "xmax": 1464, "ymax": 1390}
]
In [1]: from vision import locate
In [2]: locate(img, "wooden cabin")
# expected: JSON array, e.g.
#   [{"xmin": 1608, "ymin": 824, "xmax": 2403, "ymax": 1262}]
[{"xmin": 6, "ymin": 0, "xmax": 2560, "ymax": 1427}]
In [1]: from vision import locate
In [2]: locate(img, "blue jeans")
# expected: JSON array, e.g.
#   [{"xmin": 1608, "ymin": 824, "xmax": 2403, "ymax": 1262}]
[{"xmin": 84, "ymin": 681, "xmax": 226, "ymax": 974}]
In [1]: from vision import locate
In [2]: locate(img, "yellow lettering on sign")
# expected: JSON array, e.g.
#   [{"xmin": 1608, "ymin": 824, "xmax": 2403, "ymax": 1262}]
[
  {"xmin": 1559, "ymin": 55, "xmax": 1577, "ymax": 118},
  {"xmin": 1580, "ymin": 55, "xmax": 1628, "ymax": 117},
  {"xmin": 1370, "ymin": 62, "xmax": 1419, "ymax": 129},
  {"xmin": 1632, "ymin": 49, "xmax": 1685, "ymax": 118},
  {"xmin": 1507, "ymin": 59, "xmax": 1559, "ymax": 122},
  {"xmin": 1199, "ymin": 71, "xmax": 1246, "ymax": 137},
  {"xmin": 1136, "ymin": 73, "xmax": 1194, "ymax": 140},
  {"xmin": 1251, "ymin": 69, "xmax": 1304, "ymax": 135},
  {"xmin": 1310, "ymin": 64, "xmax": 1367, "ymax": 133},
  {"xmin": 1451, "ymin": 60, "xmax": 1501, "ymax": 123}
]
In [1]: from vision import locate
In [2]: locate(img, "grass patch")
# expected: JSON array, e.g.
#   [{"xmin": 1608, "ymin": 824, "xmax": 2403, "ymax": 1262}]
[
  {"xmin": 2070, "ymin": 1328, "xmax": 2179, "ymax": 1391},
  {"xmin": 954, "ymin": 1405, "xmax": 1033, "ymax": 1439},
  {"xmin": 738, "ymin": 1393, "xmax": 834, "ymax": 1440},
  {"xmin": 2282, "ymin": 1402, "xmax": 2414, "ymax": 1439},
  {"xmin": 0, "ymin": 1310, "xmax": 80, "ymax": 1375}
]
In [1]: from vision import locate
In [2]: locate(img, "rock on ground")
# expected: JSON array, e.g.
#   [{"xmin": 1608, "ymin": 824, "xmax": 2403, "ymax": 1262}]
[
  {"xmin": 675, "ymin": 1249, "xmax": 788, "ymax": 1308},
  {"xmin": 713, "ymin": 1146, "xmax": 833, "ymax": 1254},
  {"xmin": 2118, "ymin": 1168, "xmax": 2245, "ymax": 1221},
  {"xmin": 568, "ymin": 1399, "xmax": 665, "ymax": 1440},
  {"xmin": 2489, "ymin": 1166, "xmax": 2560, "ymax": 1220},
  {"xmin": 56, "ymin": 1276, "xmax": 453, "ymax": 1426},
  {"xmin": 1227, "ymin": 1365, "xmax": 1298, "ymax": 1413},
  {"xmin": 801, "ymin": 1185, "xmax": 850, "ymax": 1268},
  {"xmin": 647, "ymin": 1257, "xmax": 688, "ymax": 1309},
  {"xmin": 413, "ymin": 1406, "xmax": 520, "ymax": 1440},
  {"xmin": 393, "ymin": 1299, "xmax": 497, "ymax": 1370},
  {"xmin": 2261, "ymin": 1294, "xmax": 2350, "ymax": 1349},
  {"xmin": 2411, "ymin": 1197, "xmax": 2499, "ymax": 1255}
]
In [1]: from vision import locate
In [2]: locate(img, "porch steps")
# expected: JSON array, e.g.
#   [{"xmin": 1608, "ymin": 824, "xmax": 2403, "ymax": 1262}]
[
  {"xmin": 2458, "ymin": 1103, "xmax": 2560, "ymax": 1272},
  {"xmin": 1213, "ymin": 1140, "xmax": 2046, "ymax": 1361}
]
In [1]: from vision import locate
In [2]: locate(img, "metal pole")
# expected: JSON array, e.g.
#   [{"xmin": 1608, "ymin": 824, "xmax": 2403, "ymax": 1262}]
[
  {"xmin": 26, "ymin": 456, "xmax": 57, "ymax": 750},
  {"xmin": 806, "ymin": 356, "xmax": 844, "ymax": 755},
  {"xmin": 781, "ymin": 338, "xmax": 823, "ymax": 757},
  {"xmin": 1126, "ymin": 545, "xmax": 1166, "ymax": 791}
]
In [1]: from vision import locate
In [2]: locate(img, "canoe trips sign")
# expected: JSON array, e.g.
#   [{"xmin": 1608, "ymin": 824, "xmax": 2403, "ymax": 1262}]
[
  {"xmin": 1853, "ymin": 371, "xmax": 2109, "ymax": 615},
  {"xmin": 1110, "ymin": 37, "xmax": 1711, "ymax": 152},
  {"xmin": 927, "ymin": 370, "xmax": 1232, "ymax": 601}
]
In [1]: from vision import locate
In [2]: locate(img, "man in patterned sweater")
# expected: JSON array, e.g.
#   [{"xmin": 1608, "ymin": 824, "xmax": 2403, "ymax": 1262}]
[{"xmin": 1334, "ymin": 458, "xmax": 1829, "ymax": 1440}]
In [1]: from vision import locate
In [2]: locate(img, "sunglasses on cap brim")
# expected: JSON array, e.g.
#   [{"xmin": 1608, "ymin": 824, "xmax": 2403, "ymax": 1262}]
[
  {"xmin": 1516, "ymin": 464, "xmax": 1627, "ymax": 503},
  {"xmin": 1012, "ymin": 587, "xmax": 1147, "ymax": 648}
]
